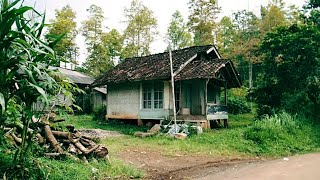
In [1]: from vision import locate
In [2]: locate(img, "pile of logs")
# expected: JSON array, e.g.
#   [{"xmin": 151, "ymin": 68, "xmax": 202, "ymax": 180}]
[{"xmin": 4, "ymin": 113, "xmax": 108, "ymax": 163}]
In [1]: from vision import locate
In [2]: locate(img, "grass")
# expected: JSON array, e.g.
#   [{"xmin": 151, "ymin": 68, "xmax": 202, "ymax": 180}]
[
  {"xmin": 39, "ymin": 157, "xmax": 143, "ymax": 180},
  {"xmin": 0, "ymin": 153, "xmax": 143, "ymax": 180},
  {"xmin": 3, "ymin": 112, "xmax": 320, "ymax": 179},
  {"xmin": 23, "ymin": 112, "xmax": 318, "ymax": 179},
  {"xmin": 61, "ymin": 113, "xmax": 320, "ymax": 158}
]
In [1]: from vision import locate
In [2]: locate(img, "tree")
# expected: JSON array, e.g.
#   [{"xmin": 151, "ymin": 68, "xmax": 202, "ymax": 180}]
[
  {"xmin": 81, "ymin": 4, "xmax": 104, "ymax": 46},
  {"xmin": 229, "ymin": 10, "xmax": 261, "ymax": 65},
  {"xmin": 167, "ymin": 10, "xmax": 192, "ymax": 50},
  {"xmin": 122, "ymin": 0, "xmax": 157, "ymax": 59},
  {"xmin": 101, "ymin": 29, "xmax": 123, "ymax": 62},
  {"xmin": 216, "ymin": 16, "xmax": 235, "ymax": 57},
  {"xmin": 47, "ymin": 5, "xmax": 78, "ymax": 65},
  {"xmin": 252, "ymin": 24, "xmax": 320, "ymax": 118},
  {"xmin": 81, "ymin": 4, "xmax": 117, "ymax": 77},
  {"xmin": 260, "ymin": 0, "xmax": 288, "ymax": 34},
  {"xmin": 0, "ymin": 0, "xmax": 78, "ymax": 177},
  {"xmin": 187, "ymin": 0, "xmax": 220, "ymax": 46}
]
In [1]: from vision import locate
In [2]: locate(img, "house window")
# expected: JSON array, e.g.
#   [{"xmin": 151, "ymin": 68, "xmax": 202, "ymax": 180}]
[
  {"xmin": 143, "ymin": 84, "xmax": 152, "ymax": 109},
  {"xmin": 143, "ymin": 82, "xmax": 163, "ymax": 109}
]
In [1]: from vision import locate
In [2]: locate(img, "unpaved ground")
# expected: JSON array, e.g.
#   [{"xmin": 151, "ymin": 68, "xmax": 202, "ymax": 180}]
[
  {"xmin": 199, "ymin": 153, "xmax": 320, "ymax": 180},
  {"xmin": 78, "ymin": 129, "xmax": 124, "ymax": 139},
  {"xmin": 116, "ymin": 147, "xmax": 260, "ymax": 179},
  {"xmin": 89, "ymin": 129, "xmax": 320, "ymax": 179}
]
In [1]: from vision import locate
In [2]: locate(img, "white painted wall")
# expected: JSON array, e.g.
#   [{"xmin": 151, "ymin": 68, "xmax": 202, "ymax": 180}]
[{"xmin": 107, "ymin": 83, "xmax": 140, "ymax": 116}]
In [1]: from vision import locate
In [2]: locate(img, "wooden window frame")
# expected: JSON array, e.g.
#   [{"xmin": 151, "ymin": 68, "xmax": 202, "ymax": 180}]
[{"xmin": 142, "ymin": 82, "xmax": 164, "ymax": 109}]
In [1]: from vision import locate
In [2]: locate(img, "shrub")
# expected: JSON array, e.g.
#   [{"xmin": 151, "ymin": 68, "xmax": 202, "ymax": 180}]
[
  {"xmin": 244, "ymin": 112, "xmax": 315, "ymax": 155},
  {"xmin": 228, "ymin": 97, "xmax": 251, "ymax": 114},
  {"xmin": 93, "ymin": 105, "xmax": 107, "ymax": 120}
]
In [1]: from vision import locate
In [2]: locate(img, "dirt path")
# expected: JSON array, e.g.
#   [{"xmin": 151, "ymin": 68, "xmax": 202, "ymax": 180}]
[
  {"xmin": 198, "ymin": 153, "xmax": 320, "ymax": 180},
  {"xmin": 116, "ymin": 147, "xmax": 259, "ymax": 179}
]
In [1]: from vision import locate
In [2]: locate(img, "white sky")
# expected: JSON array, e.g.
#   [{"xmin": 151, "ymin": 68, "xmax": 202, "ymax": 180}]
[{"xmin": 23, "ymin": 0, "xmax": 307, "ymax": 65}]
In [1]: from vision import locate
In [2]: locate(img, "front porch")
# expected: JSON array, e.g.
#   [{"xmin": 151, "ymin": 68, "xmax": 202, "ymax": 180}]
[{"xmin": 173, "ymin": 79, "xmax": 229, "ymax": 129}]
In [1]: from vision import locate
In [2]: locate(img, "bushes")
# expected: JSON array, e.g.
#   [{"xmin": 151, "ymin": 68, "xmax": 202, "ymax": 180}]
[
  {"xmin": 244, "ymin": 112, "xmax": 317, "ymax": 156},
  {"xmin": 228, "ymin": 97, "xmax": 251, "ymax": 114},
  {"xmin": 93, "ymin": 105, "xmax": 107, "ymax": 120}
]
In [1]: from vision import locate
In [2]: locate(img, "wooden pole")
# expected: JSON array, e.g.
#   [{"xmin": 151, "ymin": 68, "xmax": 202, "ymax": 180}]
[{"xmin": 169, "ymin": 46, "xmax": 177, "ymax": 133}]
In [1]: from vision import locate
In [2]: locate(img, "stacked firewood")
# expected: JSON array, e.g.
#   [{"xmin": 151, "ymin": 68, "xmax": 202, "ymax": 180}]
[{"xmin": 4, "ymin": 113, "xmax": 108, "ymax": 163}]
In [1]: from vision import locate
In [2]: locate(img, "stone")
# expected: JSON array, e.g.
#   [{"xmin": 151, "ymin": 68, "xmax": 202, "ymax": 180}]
[
  {"xmin": 149, "ymin": 124, "xmax": 161, "ymax": 133},
  {"xmin": 134, "ymin": 131, "xmax": 154, "ymax": 138},
  {"xmin": 174, "ymin": 133, "xmax": 188, "ymax": 140}
]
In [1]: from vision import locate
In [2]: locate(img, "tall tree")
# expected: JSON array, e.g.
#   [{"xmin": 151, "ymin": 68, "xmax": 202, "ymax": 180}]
[
  {"xmin": 101, "ymin": 29, "xmax": 123, "ymax": 63},
  {"xmin": 216, "ymin": 16, "xmax": 235, "ymax": 57},
  {"xmin": 187, "ymin": 0, "xmax": 220, "ymax": 46},
  {"xmin": 252, "ymin": 24, "xmax": 320, "ymax": 118},
  {"xmin": 122, "ymin": 0, "xmax": 157, "ymax": 59},
  {"xmin": 47, "ymin": 5, "xmax": 78, "ymax": 65},
  {"xmin": 81, "ymin": 4, "xmax": 115, "ymax": 77},
  {"xmin": 260, "ymin": 0, "xmax": 288, "ymax": 34},
  {"xmin": 81, "ymin": 4, "xmax": 104, "ymax": 46},
  {"xmin": 167, "ymin": 10, "xmax": 192, "ymax": 50}
]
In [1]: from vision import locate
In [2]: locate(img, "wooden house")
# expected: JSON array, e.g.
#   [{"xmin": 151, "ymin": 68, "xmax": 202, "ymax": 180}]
[{"xmin": 93, "ymin": 45, "xmax": 241, "ymax": 128}]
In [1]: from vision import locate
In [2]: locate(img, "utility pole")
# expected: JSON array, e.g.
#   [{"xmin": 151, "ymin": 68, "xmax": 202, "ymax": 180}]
[{"xmin": 169, "ymin": 45, "xmax": 177, "ymax": 133}]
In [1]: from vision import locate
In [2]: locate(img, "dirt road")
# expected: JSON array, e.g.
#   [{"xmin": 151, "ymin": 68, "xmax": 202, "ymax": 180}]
[{"xmin": 197, "ymin": 153, "xmax": 320, "ymax": 180}]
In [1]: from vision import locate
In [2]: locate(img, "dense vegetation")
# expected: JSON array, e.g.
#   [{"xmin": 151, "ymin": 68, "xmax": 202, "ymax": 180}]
[{"xmin": 0, "ymin": 0, "xmax": 320, "ymax": 179}]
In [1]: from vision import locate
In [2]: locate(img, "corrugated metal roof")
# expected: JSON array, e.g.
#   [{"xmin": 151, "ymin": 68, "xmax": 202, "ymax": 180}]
[{"xmin": 50, "ymin": 67, "xmax": 94, "ymax": 85}]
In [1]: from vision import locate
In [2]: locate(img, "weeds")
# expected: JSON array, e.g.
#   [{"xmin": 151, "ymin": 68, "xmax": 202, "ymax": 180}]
[{"xmin": 244, "ymin": 112, "xmax": 320, "ymax": 156}]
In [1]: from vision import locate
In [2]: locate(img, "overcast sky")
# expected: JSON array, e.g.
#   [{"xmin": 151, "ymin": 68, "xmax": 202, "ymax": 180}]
[{"xmin": 23, "ymin": 0, "xmax": 307, "ymax": 65}]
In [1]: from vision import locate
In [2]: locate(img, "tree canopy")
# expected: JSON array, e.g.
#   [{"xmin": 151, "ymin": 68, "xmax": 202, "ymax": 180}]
[{"xmin": 122, "ymin": 0, "xmax": 157, "ymax": 59}]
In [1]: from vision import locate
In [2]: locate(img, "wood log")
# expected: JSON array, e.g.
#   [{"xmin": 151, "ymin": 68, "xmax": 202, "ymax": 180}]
[
  {"xmin": 80, "ymin": 137, "xmax": 96, "ymax": 147},
  {"xmin": 44, "ymin": 153, "xmax": 61, "ymax": 157},
  {"xmin": 36, "ymin": 133, "xmax": 45, "ymax": 144},
  {"xmin": 67, "ymin": 143, "xmax": 77, "ymax": 154},
  {"xmin": 94, "ymin": 146, "xmax": 109, "ymax": 159},
  {"xmin": 52, "ymin": 119, "xmax": 65, "ymax": 123},
  {"xmin": 71, "ymin": 138, "xmax": 99, "ymax": 154},
  {"xmin": 52, "ymin": 131, "xmax": 71, "ymax": 139},
  {"xmin": 43, "ymin": 124, "xmax": 64, "ymax": 154},
  {"xmin": 80, "ymin": 155, "xmax": 89, "ymax": 164},
  {"xmin": 10, "ymin": 133, "xmax": 22, "ymax": 144},
  {"xmin": 65, "ymin": 125, "xmax": 75, "ymax": 133},
  {"xmin": 81, "ymin": 135, "xmax": 99, "ymax": 142}
]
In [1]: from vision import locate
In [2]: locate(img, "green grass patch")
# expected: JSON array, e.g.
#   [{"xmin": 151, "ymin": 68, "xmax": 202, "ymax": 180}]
[
  {"xmin": 243, "ymin": 112, "xmax": 320, "ymax": 156},
  {"xmin": 62, "ymin": 112, "xmax": 320, "ymax": 159},
  {"xmin": 39, "ymin": 158, "xmax": 143, "ymax": 180}
]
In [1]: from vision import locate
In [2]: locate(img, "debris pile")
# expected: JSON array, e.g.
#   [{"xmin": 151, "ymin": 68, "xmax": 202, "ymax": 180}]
[
  {"xmin": 4, "ymin": 113, "xmax": 109, "ymax": 163},
  {"xmin": 134, "ymin": 123, "xmax": 203, "ymax": 139}
]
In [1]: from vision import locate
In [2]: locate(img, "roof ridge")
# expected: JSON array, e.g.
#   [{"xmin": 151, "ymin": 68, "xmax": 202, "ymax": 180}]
[{"xmin": 124, "ymin": 44, "xmax": 214, "ymax": 61}]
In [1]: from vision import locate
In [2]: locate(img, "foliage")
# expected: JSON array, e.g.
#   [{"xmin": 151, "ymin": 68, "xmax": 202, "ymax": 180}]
[
  {"xmin": 244, "ymin": 112, "xmax": 320, "ymax": 155},
  {"xmin": 216, "ymin": 16, "xmax": 235, "ymax": 56},
  {"xmin": 252, "ymin": 23, "xmax": 320, "ymax": 117},
  {"xmin": 47, "ymin": 5, "xmax": 78, "ymax": 66},
  {"xmin": 167, "ymin": 10, "xmax": 192, "ymax": 50},
  {"xmin": 187, "ymin": 0, "xmax": 220, "ymax": 46},
  {"xmin": 93, "ymin": 105, "xmax": 106, "ymax": 120},
  {"xmin": 81, "ymin": 5, "xmax": 117, "ymax": 77},
  {"xmin": 228, "ymin": 97, "xmax": 251, "ymax": 115},
  {"xmin": 260, "ymin": 0, "xmax": 288, "ymax": 34},
  {"xmin": 122, "ymin": 0, "xmax": 157, "ymax": 59},
  {"xmin": 0, "ymin": 0, "xmax": 80, "ymax": 177},
  {"xmin": 81, "ymin": 4, "xmax": 104, "ymax": 46}
]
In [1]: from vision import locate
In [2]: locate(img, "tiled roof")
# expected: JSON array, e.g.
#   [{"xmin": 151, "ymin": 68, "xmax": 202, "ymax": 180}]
[{"xmin": 93, "ymin": 45, "xmax": 241, "ymax": 88}]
